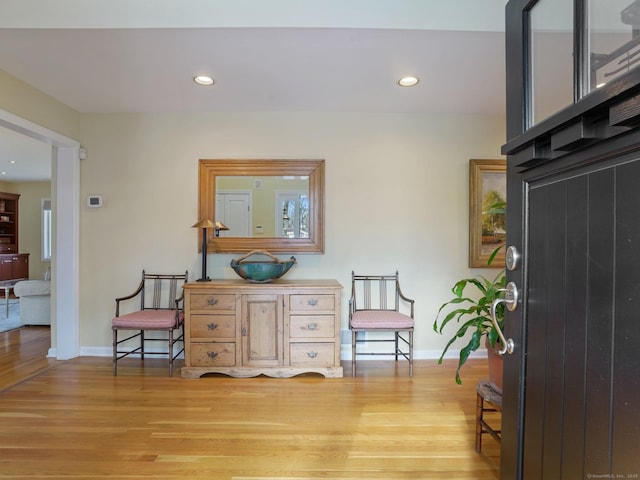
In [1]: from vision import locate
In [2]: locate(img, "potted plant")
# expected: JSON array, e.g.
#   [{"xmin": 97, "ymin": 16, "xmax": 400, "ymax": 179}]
[{"xmin": 433, "ymin": 201, "xmax": 507, "ymax": 389}]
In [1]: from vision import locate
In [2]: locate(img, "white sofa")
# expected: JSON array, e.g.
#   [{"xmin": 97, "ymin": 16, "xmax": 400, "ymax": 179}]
[{"xmin": 14, "ymin": 280, "xmax": 51, "ymax": 325}]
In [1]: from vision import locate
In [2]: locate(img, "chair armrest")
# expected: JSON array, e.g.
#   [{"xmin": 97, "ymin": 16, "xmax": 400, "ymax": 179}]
[
  {"xmin": 114, "ymin": 279, "xmax": 144, "ymax": 316},
  {"xmin": 397, "ymin": 285, "xmax": 415, "ymax": 318},
  {"xmin": 174, "ymin": 291, "xmax": 185, "ymax": 310},
  {"xmin": 349, "ymin": 280, "xmax": 357, "ymax": 318}
]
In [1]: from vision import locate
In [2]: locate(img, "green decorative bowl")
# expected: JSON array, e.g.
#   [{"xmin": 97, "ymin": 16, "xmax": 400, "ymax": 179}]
[{"xmin": 230, "ymin": 250, "xmax": 296, "ymax": 283}]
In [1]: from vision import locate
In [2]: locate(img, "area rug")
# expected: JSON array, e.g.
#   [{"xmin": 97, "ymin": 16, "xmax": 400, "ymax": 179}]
[{"xmin": 0, "ymin": 300, "xmax": 21, "ymax": 333}]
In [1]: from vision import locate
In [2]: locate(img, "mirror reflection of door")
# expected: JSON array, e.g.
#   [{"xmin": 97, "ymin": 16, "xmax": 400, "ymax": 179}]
[
  {"xmin": 215, "ymin": 191, "xmax": 251, "ymax": 237},
  {"xmin": 275, "ymin": 191, "xmax": 309, "ymax": 238}
]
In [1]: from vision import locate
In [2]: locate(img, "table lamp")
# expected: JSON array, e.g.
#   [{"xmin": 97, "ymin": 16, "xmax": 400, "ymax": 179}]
[{"xmin": 192, "ymin": 219, "xmax": 229, "ymax": 281}]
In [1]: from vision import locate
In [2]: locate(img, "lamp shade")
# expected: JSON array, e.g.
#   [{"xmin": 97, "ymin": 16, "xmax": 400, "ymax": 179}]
[{"xmin": 192, "ymin": 219, "xmax": 215, "ymax": 229}]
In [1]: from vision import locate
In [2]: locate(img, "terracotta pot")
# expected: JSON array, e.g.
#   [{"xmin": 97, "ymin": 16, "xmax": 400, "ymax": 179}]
[{"xmin": 486, "ymin": 337, "xmax": 503, "ymax": 394}]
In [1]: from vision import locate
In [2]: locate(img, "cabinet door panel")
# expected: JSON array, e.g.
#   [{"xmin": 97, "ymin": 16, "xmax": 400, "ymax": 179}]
[
  {"xmin": 242, "ymin": 294, "xmax": 283, "ymax": 366},
  {"xmin": 12, "ymin": 254, "xmax": 28, "ymax": 279},
  {"xmin": 0, "ymin": 258, "xmax": 12, "ymax": 281}
]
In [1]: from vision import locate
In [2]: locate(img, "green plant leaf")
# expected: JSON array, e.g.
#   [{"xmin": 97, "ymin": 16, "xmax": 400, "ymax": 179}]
[
  {"xmin": 455, "ymin": 330, "xmax": 483, "ymax": 384},
  {"xmin": 434, "ymin": 271, "xmax": 507, "ymax": 385},
  {"xmin": 452, "ymin": 279, "xmax": 468, "ymax": 297},
  {"xmin": 487, "ymin": 244, "xmax": 504, "ymax": 266},
  {"xmin": 437, "ymin": 317, "xmax": 482, "ymax": 363}
]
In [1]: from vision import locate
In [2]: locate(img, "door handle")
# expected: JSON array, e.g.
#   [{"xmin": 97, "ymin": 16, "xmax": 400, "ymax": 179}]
[{"xmin": 490, "ymin": 281, "xmax": 518, "ymax": 355}]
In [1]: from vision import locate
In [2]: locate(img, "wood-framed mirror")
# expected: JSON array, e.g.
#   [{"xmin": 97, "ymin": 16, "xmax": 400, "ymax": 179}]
[{"xmin": 198, "ymin": 159, "xmax": 325, "ymax": 253}]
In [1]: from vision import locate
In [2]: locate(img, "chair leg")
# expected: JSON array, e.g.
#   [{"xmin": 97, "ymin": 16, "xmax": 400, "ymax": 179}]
[
  {"xmin": 475, "ymin": 392, "xmax": 483, "ymax": 452},
  {"xmin": 351, "ymin": 330, "xmax": 357, "ymax": 377},
  {"xmin": 112, "ymin": 329, "xmax": 118, "ymax": 376},
  {"xmin": 409, "ymin": 330, "xmax": 413, "ymax": 378},
  {"xmin": 168, "ymin": 329, "xmax": 174, "ymax": 377},
  {"xmin": 394, "ymin": 332, "xmax": 399, "ymax": 361},
  {"xmin": 140, "ymin": 330, "xmax": 145, "ymax": 360}
]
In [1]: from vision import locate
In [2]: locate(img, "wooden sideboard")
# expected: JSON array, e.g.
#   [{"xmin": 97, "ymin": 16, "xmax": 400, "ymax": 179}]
[
  {"xmin": 181, "ymin": 279, "xmax": 343, "ymax": 378},
  {"xmin": 0, "ymin": 253, "xmax": 29, "ymax": 282}
]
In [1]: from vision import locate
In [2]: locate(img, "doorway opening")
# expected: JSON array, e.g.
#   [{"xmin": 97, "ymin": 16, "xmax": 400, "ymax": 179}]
[{"xmin": 0, "ymin": 109, "xmax": 80, "ymax": 360}]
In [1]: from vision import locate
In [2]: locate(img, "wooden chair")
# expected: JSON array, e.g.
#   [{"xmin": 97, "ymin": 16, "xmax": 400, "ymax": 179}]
[
  {"xmin": 349, "ymin": 271, "xmax": 415, "ymax": 377},
  {"xmin": 112, "ymin": 270, "xmax": 188, "ymax": 376},
  {"xmin": 476, "ymin": 380, "xmax": 502, "ymax": 452}
]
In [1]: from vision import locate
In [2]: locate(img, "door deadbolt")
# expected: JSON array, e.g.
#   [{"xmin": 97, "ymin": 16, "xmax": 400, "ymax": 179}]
[{"xmin": 506, "ymin": 245, "xmax": 521, "ymax": 271}]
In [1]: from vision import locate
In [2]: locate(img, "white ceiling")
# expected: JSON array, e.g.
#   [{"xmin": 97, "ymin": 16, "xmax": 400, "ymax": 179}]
[{"xmin": 0, "ymin": 0, "xmax": 508, "ymax": 182}]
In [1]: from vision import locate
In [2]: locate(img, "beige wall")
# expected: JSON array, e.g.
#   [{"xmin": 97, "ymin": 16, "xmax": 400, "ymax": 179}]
[
  {"xmin": 78, "ymin": 111, "xmax": 506, "ymax": 357},
  {"xmin": 0, "ymin": 69, "xmax": 79, "ymax": 140},
  {"xmin": 0, "ymin": 67, "xmax": 507, "ymax": 361}
]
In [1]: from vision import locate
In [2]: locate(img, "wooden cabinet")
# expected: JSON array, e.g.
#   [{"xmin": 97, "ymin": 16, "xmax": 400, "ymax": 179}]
[
  {"xmin": 182, "ymin": 279, "xmax": 343, "ymax": 378},
  {"xmin": 0, "ymin": 192, "xmax": 19, "ymax": 254},
  {"xmin": 0, "ymin": 192, "xmax": 28, "ymax": 282},
  {"xmin": 0, "ymin": 253, "xmax": 29, "ymax": 282}
]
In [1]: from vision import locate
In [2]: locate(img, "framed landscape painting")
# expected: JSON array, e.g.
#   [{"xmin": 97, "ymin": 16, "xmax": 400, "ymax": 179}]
[{"xmin": 469, "ymin": 159, "xmax": 506, "ymax": 268}]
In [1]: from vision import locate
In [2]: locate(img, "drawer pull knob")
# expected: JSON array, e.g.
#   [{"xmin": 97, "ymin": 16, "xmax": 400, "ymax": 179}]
[
  {"xmin": 306, "ymin": 323, "xmax": 318, "ymax": 331},
  {"xmin": 207, "ymin": 351, "xmax": 218, "ymax": 359},
  {"xmin": 308, "ymin": 299, "xmax": 318, "ymax": 306},
  {"xmin": 307, "ymin": 351, "xmax": 318, "ymax": 359},
  {"xmin": 207, "ymin": 323, "xmax": 218, "ymax": 331},
  {"xmin": 241, "ymin": 327, "xmax": 247, "ymax": 336},
  {"xmin": 208, "ymin": 298, "xmax": 219, "ymax": 306}
]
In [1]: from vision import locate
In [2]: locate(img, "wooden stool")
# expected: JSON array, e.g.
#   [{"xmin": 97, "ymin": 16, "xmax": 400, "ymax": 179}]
[{"xmin": 476, "ymin": 379, "xmax": 502, "ymax": 453}]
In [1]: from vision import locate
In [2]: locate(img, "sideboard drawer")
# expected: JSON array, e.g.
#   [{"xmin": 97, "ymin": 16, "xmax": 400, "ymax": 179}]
[
  {"xmin": 190, "ymin": 293, "xmax": 236, "ymax": 311},
  {"xmin": 289, "ymin": 294, "xmax": 335, "ymax": 311},
  {"xmin": 289, "ymin": 315, "xmax": 335, "ymax": 338},
  {"xmin": 190, "ymin": 314, "xmax": 235, "ymax": 339},
  {"xmin": 290, "ymin": 342, "xmax": 335, "ymax": 367},
  {"xmin": 190, "ymin": 343, "xmax": 236, "ymax": 367}
]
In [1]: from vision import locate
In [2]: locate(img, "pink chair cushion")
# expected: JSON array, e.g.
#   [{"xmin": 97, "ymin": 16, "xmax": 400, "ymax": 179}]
[
  {"xmin": 350, "ymin": 310, "xmax": 414, "ymax": 329},
  {"xmin": 112, "ymin": 309, "xmax": 183, "ymax": 330}
]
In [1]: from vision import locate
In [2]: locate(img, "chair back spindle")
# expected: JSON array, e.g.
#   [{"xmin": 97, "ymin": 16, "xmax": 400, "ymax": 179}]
[
  {"xmin": 140, "ymin": 272, "xmax": 185, "ymax": 311},
  {"xmin": 353, "ymin": 274, "xmax": 400, "ymax": 313}
]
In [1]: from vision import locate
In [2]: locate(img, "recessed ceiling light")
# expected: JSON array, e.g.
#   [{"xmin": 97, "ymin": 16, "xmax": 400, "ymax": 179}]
[
  {"xmin": 9, "ymin": 160, "xmax": 15, "ymax": 164},
  {"xmin": 398, "ymin": 76, "xmax": 419, "ymax": 87},
  {"xmin": 193, "ymin": 75, "xmax": 214, "ymax": 86},
  {"xmin": 1, "ymin": 172, "xmax": 6, "ymax": 175}
]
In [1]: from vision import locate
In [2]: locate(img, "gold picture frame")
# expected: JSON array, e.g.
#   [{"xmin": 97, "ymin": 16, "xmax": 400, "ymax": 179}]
[{"xmin": 469, "ymin": 159, "xmax": 506, "ymax": 268}]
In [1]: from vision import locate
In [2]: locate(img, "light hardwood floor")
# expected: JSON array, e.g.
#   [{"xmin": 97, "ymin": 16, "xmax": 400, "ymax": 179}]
[{"xmin": 0, "ymin": 327, "xmax": 500, "ymax": 479}]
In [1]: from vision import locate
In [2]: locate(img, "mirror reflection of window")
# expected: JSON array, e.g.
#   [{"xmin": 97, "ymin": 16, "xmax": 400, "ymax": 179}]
[{"xmin": 277, "ymin": 192, "xmax": 309, "ymax": 238}]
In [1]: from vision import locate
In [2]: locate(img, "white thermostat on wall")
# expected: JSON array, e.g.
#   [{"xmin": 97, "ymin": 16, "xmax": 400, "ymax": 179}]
[{"xmin": 87, "ymin": 195, "xmax": 103, "ymax": 208}]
